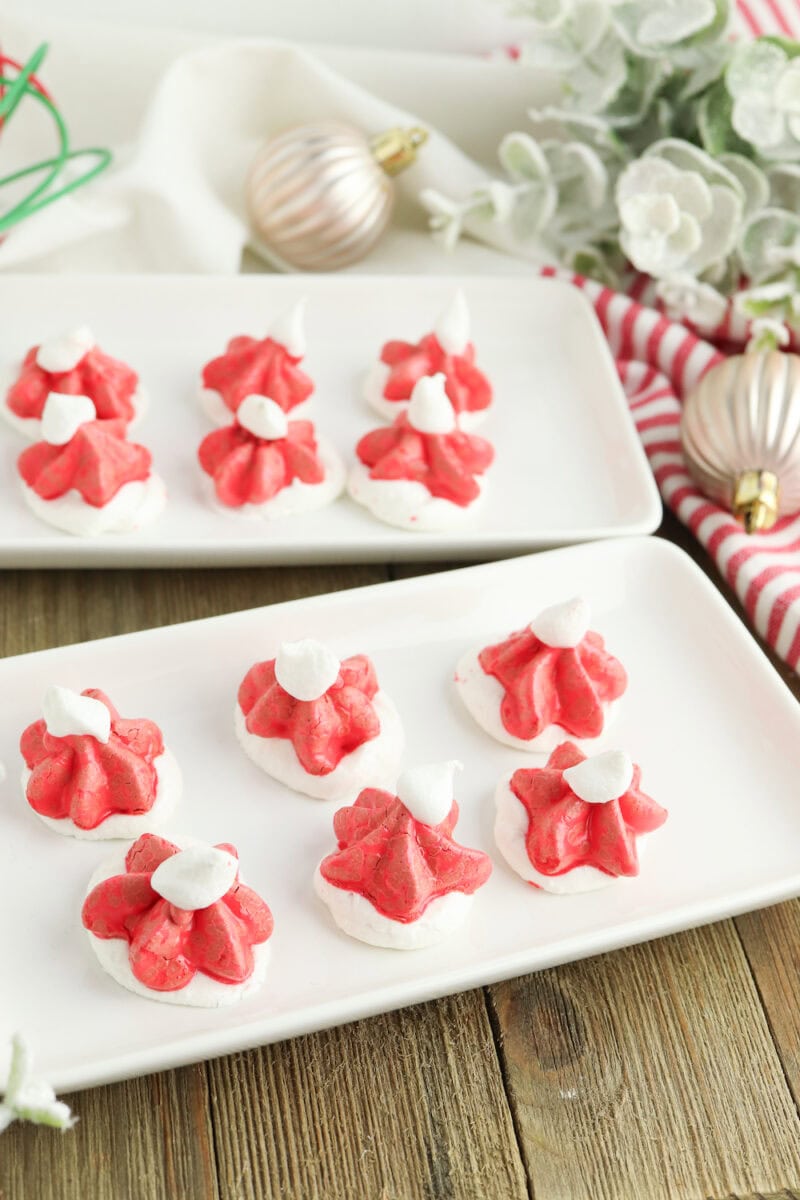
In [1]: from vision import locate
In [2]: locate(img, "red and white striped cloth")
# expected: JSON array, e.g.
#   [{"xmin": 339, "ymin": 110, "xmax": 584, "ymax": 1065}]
[{"xmin": 543, "ymin": 0, "xmax": 800, "ymax": 672}]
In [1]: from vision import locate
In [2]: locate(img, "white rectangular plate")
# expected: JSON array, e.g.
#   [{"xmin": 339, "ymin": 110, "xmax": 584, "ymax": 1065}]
[
  {"xmin": 2, "ymin": 536, "xmax": 800, "ymax": 1092},
  {"xmin": 0, "ymin": 274, "xmax": 660, "ymax": 566}
]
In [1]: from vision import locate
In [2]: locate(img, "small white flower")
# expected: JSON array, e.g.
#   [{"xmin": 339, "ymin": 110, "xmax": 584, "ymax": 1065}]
[
  {"xmin": 656, "ymin": 273, "xmax": 728, "ymax": 330},
  {"xmin": 616, "ymin": 153, "xmax": 741, "ymax": 277},
  {"xmin": 0, "ymin": 1035, "xmax": 76, "ymax": 1134},
  {"xmin": 727, "ymin": 41, "xmax": 800, "ymax": 160}
]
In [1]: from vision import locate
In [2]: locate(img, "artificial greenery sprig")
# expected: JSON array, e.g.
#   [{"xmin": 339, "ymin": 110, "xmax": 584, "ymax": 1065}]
[{"xmin": 423, "ymin": 1, "xmax": 800, "ymax": 346}]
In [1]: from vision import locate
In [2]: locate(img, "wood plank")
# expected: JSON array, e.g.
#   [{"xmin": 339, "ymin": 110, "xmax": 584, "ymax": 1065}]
[
  {"xmin": 207, "ymin": 991, "xmax": 527, "ymax": 1200},
  {"xmin": 0, "ymin": 1067, "xmax": 217, "ymax": 1200},
  {"xmin": 736, "ymin": 902, "xmax": 800, "ymax": 1109},
  {"xmin": 0, "ymin": 563, "xmax": 388, "ymax": 654},
  {"xmin": 489, "ymin": 922, "xmax": 800, "ymax": 1200}
]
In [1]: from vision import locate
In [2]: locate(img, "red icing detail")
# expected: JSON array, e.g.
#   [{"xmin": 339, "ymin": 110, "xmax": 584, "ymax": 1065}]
[
  {"xmin": 511, "ymin": 742, "xmax": 668, "ymax": 880},
  {"xmin": 201, "ymin": 335, "xmax": 313, "ymax": 416},
  {"xmin": 17, "ymin": 420, "xmax": 152, "ymax": 507},
  {"xmin": 81, "ymin": 833, "xmax": 274, "ymax": 992},
  {"xmin": 198, "ymin": 419, "xmax": 325, "ymax": 507},
  {"xmin": 319, "ymin": 788, "xmax": 492, "ymax": 922},
  {"xmin": 20, "ymin": 690, "xmax": 165, "ymax": 831},
  {"xmin": 379, "ymin": 333, "xmax": 492, "ymax": 417},
  {"xmin": 238, "ymin": 654, "xmax": 380, "ymax": 776},
  {"xmin": 478, "ymin": 626, "xmax": 627, "ymax": 741},
  {"xmin": 356, "ymin": 413, "xmax": 493, "ymax": 507},
  {"xmin": 7, "ymin": 345, "xmax": 138, "ymax": 423}
]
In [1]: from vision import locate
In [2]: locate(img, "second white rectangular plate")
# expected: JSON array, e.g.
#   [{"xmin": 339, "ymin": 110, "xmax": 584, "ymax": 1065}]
[
  {"xmin": 1, "ymin": 537, "xmax": 799, "ymax": 1091},
  {"xmin": 0, "ymin": 274, "xmax": 660, "ymax": 566}
]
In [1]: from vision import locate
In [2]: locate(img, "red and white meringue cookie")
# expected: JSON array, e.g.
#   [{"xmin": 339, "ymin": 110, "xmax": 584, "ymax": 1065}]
[
  {"xmin": 17, "ymin": 392, "xmax": 165, "ymax": 536},
  {"xmin": 455, "ymin": 598, "xmax": 627, "ymax": 753},
  {"xmin": 82, "ymin": 833, "xmax": 274, "ymax": 1006},
  {"xmin": 348, "ymin": 373, "xmax": 494, "ymax": 531},
  {"xmin": 235, "ymin": 639, "xmax": 404, "ymax": 801},
  {"xmin": 19, "ymin": 686, "xmax": 182, "ymax": 840},
  {"xmin": 363, "ymin": 291, "xmax": 493, "ymax": 430},
  {"xmin": 314, "ymin": 761, "xmax": 492, "ymax": 949},
  {"xmin": 1, "ymin": 326, "xmax": 146, "ymax": 439},
  {"xmin": 199, "ymin": 299, "xmax": 314, "ymax": 426},
  {"xmin": 495, "ymin": 743, "xmax": 667, "ymax": 894},
  {"xmin": 198, "ymin": 394, "xmax": 344, "ymax": 518}
]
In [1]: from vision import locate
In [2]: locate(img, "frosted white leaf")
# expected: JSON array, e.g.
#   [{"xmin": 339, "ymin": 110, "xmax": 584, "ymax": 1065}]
[
  {"xmin": 718, "ymin": 154, "xmax": 769, "ymax": 217},
  {"xmin": 544, "ymin": 141, "xmax": 609, "ymax": 208},
  {"xmin": 644, "ymin": 139, "xmax": 742, "ymax": 194},
  {"xmin": 775, "ymin": 60, "xmax": 800, "ymax": 114},
  {"xmin": 499, "ymin": 132, "xmax": 550, "ymax": 182},
  {"xmin": 726, "ymin": 40, "xmax": 786, "ymax": 99},
  {"xmin": 733, "ymin": 95, "xmax": 785, "ymax": 148},
  {"xmin": 767, "ymin": 165, "xmax": 800, "ymax": 211},
  {"xmin": 636, "ymin": 1, "xmax": 715, "ymax": 47},
  {"xmin": 740, "ymin": 208, "xmax": 800, "ymax": 279}
]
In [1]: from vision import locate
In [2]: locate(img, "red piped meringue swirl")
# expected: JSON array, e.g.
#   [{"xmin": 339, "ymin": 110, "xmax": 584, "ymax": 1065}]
[
  {"xmin": 238, "ymin": 654, "xmax": 381, "ymax": 775},
  {"xmin": 319, "ymin": 788, "xmax": 492, "ymax": 922},
  {"xmin": 511, "ymin": 742, "xmax": 667, "ymax": 879},
  {"xmin": 198, "ymin": 419, "xmax": 325, "ymax": 507},
  {"xmin": 81, "ymin": 833, "xmax": 274, "ymax": 991},
  {"xmin": 356, "ymin": 413, "xmax": 493, "ymax": 507},
  {"xmin": 18, "ymin": 420, "xmax": 152, "ymax": 507},
  {"xmin": 479, "ymin": 625, "xmax": 627, "ymax": 741},
  {"xmin": 20, "ymin": 689, "xmax": 164, "ymax": 830},
  {"xmin": 379, "ymin": 333, "xmax": 491, "ymax": 418},
  {"xmin": 202, "ymin": 336, "xmax": 313, "ymax": 416}
]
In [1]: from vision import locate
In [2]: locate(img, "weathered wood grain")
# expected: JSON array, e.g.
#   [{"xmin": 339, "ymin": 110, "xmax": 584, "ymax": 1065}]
[
  {"xmin": 0, "ymin": 1066, "xmax": 217, "ymax": 1200},
  {"xmin": 489, "ymin": 922, "xmax": 800, "ymax": 1200},
  {"xmin": 207, "ymin": 991, "xmax": 527, "ymax": 1200},
  {"xmin": 736, "ymin": 902, "xmax": 800, "ymax": 1108},
  {"xmin": 0, "ymin": 564, "xmax": 387, "ymax": 655}
]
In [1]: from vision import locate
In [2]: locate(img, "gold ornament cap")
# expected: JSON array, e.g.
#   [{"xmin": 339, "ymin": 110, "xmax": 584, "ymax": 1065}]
[
  {"xmin": 733, "ymin": 469, "xmax": 779, "ymax": 533},
  {"xmin": 370, "ymin": 126, "xmax": 428, "ymax": 176}
]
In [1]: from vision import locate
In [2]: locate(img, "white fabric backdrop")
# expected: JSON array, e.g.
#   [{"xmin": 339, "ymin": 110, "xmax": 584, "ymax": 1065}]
[{"xmin": 0, "ymin": 13, "xmax": 554, "ymax": 275}]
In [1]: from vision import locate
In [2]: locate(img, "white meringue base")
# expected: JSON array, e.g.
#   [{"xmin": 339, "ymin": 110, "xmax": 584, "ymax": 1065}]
[
  {"xmin": 0, "ymin": 368, "xmax": 148, "ymax": 440},
  {"xmin": 85, "ymin": 836, "xmax": 270, "ymax": 1007},
  {"xmin": 454, "ymin": 647, "xmax": 617, "ymax": 755},
  {"xmin": 198, "ymin": 385, "xmax": 311, "ymax": 427},
  {"xmin": 234, "ymin": 689, "xmax": 404, "ymax": 802},
  {"xmin": 20, "ymin": 472, "xmax": 166, "ymax": 537},
  {"xmin": 313, "ymin": 866, "xmax": 475, "ymax": 949},
  {"xmin": 495, "ymin": 773, "xmax": 637, "ymax": 894},
  {"xmin": 348, "ymin": 462, "xmax": 485, "ymax": 532},
  {"xmin": 22, "ymin": 748, "xmax": 182, "ymax": 841},
  {"xmin": 206, "ymin": 436, "xmax": 345, "ymax": 520},
  {"xmin": 362, "ymin": 362, "xmax": 489, "ymax": 431}
]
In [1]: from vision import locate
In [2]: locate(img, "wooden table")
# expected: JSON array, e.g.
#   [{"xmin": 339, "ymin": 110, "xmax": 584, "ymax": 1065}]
[{"xmin": 3, "ymin": 514, "xmax": 800, "ymax": 1200}]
